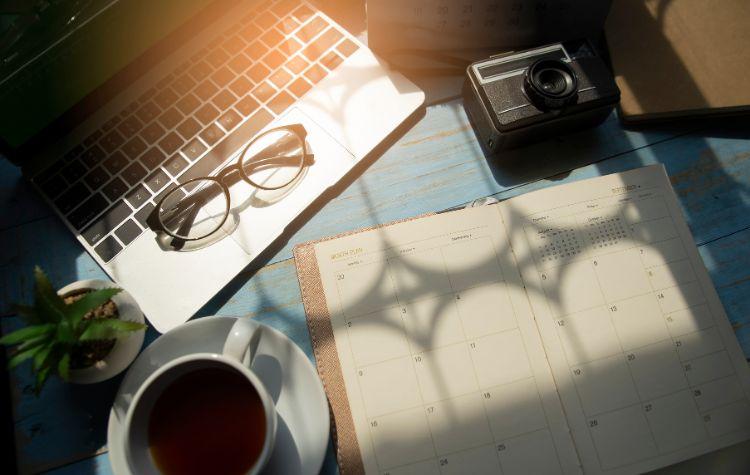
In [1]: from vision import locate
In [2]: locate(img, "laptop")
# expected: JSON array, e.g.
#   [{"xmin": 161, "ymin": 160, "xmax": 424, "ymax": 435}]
[{"xmin": 0, "ymin": 0, "xmax": 424, "ymax": 332}]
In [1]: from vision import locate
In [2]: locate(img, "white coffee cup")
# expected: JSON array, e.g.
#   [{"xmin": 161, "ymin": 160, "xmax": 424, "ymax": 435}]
[{"xmin": 123, "ymin": 319, "xmax": 276, "ymax": 475}]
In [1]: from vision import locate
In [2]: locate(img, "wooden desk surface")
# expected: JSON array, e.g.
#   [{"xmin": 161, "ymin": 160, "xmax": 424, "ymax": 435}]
[{"xmin": 2, "ymin": 4, "xmax": 750, "ymax": 475}]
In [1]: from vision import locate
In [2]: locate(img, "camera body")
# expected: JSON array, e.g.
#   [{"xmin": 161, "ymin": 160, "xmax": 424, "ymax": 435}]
[{"xmin": 463, "ymin": 40, "xmax": 620, "ymax": 151}]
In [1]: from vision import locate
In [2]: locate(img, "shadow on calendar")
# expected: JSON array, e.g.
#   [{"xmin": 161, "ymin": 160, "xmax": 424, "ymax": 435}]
[{"xmin": 303, "ymin": 166, "xmax": 750, "ymax": 474}]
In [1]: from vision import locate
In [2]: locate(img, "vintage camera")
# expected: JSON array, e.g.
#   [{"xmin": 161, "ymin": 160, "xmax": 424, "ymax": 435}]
[{"xmin": 463, "ymin": 40, "xmax": 620, "ymax": 151}]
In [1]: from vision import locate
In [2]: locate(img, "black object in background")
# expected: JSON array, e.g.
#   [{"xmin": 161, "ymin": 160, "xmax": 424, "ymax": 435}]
[{"xmin": 462, "ymin": 40, "xmax": 620, "ymax": 151}]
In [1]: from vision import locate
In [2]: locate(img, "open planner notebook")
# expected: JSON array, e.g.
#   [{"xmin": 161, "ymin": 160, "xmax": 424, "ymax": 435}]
[{"xmin": 293, "ymin": 165, "xmax": 750, "ymax": 475}]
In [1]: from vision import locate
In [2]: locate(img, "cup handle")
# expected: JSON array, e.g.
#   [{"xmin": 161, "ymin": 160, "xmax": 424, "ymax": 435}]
[{"xmin": 222, "ymin": 318, "xmax": 261, "ymax": 365}]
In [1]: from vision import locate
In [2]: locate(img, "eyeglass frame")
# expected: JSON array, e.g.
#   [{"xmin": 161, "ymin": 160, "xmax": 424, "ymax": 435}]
[{"xmin": 147, "ymin": 123, "xmax": 314, "ymax": 244}]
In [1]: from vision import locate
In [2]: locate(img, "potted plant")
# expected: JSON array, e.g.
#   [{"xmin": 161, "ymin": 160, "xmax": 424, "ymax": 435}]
[{"xmin": 1, "ymin": 267, "xmax": 147, "ymax": 393}]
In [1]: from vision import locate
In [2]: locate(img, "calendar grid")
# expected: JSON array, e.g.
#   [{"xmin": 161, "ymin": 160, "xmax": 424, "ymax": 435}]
[
  {"xmin": 335, "ymin": 233, "xmax": 566, "ymax": 474},
  {"xmin": 531, "ymin": 194, "xmax": 748, "ymax": 469}
]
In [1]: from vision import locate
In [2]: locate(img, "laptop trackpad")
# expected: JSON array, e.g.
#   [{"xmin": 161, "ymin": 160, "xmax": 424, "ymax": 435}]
[{"xmin": 224, "ymin": 107, "xmax": 356, "ymax": 257}]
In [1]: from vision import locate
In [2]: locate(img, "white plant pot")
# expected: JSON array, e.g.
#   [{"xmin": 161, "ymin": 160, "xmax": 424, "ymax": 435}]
[{"xmin": 58, "ymin": 279, "xmax": 146, "ymax": 384}]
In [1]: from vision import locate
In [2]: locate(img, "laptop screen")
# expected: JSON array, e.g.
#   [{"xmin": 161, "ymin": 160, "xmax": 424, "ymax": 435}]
[{"xmin": 0, "ymin": 0, "xmax": 218, "ymax": 155}]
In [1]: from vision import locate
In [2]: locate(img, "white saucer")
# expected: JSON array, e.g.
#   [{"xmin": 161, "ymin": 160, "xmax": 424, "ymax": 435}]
[{"xmin": 107, "ymin": 316, "xmax": 330, "ymax": 474}]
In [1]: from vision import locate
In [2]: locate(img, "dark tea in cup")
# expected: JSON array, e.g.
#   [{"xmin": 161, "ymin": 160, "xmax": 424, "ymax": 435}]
[{"xmin": 147, "ymin": 367, "xmax": 266, "ymax": 475}]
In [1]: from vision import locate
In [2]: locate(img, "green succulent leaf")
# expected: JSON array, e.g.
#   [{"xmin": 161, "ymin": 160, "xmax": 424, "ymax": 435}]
[
  {"xmin": 33, "ymin": 267, "xmax": 66, "ymax": 323},
  {"xmin": 32, "ymin": 345, "xmax": 54, "ymax": 372},
  {"xmin": 18, "ymin": 334, "xmax": 52, "ymax": 351},
  {"xmin": 79, "ymin": 319, "xmax": 146, "ymax": 341},
  {"xmin": 65, "ymin": 288, "xmax": 121, "ymax": 326},
  {"xmin": 58, "ymin": 353, "xmax": 71, "ymax": 381},
  {"xmin": 55, "ymin": 320, "xmax": 75, "ymax": 344},
  {"xmin": 34, "ymin": 365, "xmax": 52, "ymax": 395},
  {"xmin": 0, "ymin": 323, "xmax": 54, "ymax": 345},
  {"xmin": 8, "ymin": 346, "xmax": 41, "ymax": 369}
]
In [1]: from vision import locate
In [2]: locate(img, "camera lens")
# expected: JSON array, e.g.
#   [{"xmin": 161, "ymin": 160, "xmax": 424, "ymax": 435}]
[
  {"xmin": 536, "ymin": 69, "xmax": 568, "ymax": 95},
  {"xmin": 524, "ymin": 59, "xmax": 578, "ymax": 110}
]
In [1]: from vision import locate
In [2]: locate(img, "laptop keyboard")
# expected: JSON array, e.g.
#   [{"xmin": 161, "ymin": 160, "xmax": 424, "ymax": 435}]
[{"xmin": 32, "ymin": 0, "xmax": 359, "ymax": 263}]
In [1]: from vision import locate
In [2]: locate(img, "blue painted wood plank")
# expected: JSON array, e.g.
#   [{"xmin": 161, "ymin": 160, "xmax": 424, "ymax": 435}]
[{"xmin": 2, "ymin": 101, "xmax": 750, "ymax": 473}]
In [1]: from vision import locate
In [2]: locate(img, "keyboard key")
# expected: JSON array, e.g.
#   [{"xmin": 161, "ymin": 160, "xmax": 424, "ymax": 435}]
[
  {"xmin": 102, "ymin": 115, "xmax": 122, "ymax": 132},
  {"xmin": 140, "ymin": 147, "xmax": 167, "ymax": 169},
  {"xmin": 122, "ymin": 100, "xmax": 139, "ymax": 116},
  {"xmin": 177, "ymin": 118, "xmax": 202, "ymax": 140},
  {"xmin": 239, "ymin": 23, "xmax": 261, "ymax": 43},
  {"xmin": 40, "ymin": 175, "xmax": 67, "ymax": 199},
  {"xmin": 141, "ymin": 122, "xmax": 166, "ymax": 143},
  {"xmin": 61, "ymin": 160, "xmax": 87, "ymax": 183},
  {"xmin": 252, "ymin": 81, "xmax": 276, "ymax": 103},
  {"xmin": 102, "ymin": 177, "xmax": 129, "ymax": 201},
  {"xmin": 154, "ymin": 88, "xmax": 178, "ymax": 110},
  {"xmin": 218, "ymin": 109, "xmax": 242, "ymax": 131},
  {"xmin": 164, "ymin": 154, "xmax": 189, "ymax": 177},
  {"xmin": 135, "ymin": 102, "xmax": 160, "ymax": 124},
  {"xmin": 206, "ymin": 48, "xmax": 230, "ymax": 68},
  {"xmin": 94, "ymin": 236, "xmax": 122, "ymax": 262},
  {"xmin": 321, "ymin": 50, "xmax": 344, "ymax": 71},
  {"xmin": 235, "ymin": 96, "xmax": 259, "ymax": 116},
  {"xmin": 337, "ymin": 38, "xmax": 359, "ymax": 57},
  {"xmin": 122, "ymin": 162, "xmax": 148, "ymax": 186},
  {"xmin": 228, "ymin": 53, "xmax": 252, "ymax": 74},
  {"xmin": 302, "ymin": 28, "xmax": 343, "ymax": 61},
  {"xmin": 188, "ymin": 61, "xmax": 212, "ymax": 82},
  {"xmin": 181, "ymin": 138, "xmax": 208, "ymax": 161},
  {"xmin": 212, "ymin": 89, "xmax": 237, "ymax": 110},
  {"xmin": 269, "ymin": 68, "xmax": 292, "ymax": 88},
  {"xmin": 126, "ymin": 185, "xmax": 151, "ymax": 209},
  {"xmin": 291, "ymin": 5, "xmax": 314, "ymax": 22},
  {"xmin": 271, "ymin": 0, "xmax": 298, "ymax": 17},
  {"xmin": 212, "ymin": 67, "xmax": 234, "ymax": 87},
  {"xmin": 159, "ymin": 132, "xmax": 185, "ymax": 155},
  {"xmin": 138, "ymin": 87, "xmax": 157, "ymax": 103},
  {"xmin": 229, "ymin": 76, "xmax": 253, "ymax": 97},
  {"xmin": 247, "ymin": 63, "xmax": 271, "ymax": 83},
  {"xmin": 288, "ymin": 77, "xmax": 312, "ymax": 98},
  {"xmin": 200, "ymin": 124, "xmax": 225, "ymax": 145},
  {"xmin": 190, "ymin": 47, "xmax": 209, "ymax": 63},
  {"xmin": 176, "ymin": 93, "xmax": 201, "ymax": 115},
  {"xmin": 84, "ymin": 167, "xmax": 110, "ymax": 190},
  {"xmin": 122, "ymin": 136, "xmax": 148, "ymax": 159},
  {"xmin": 118, "ymin": 116, "xmax": 143, "ymax": 137},
  {"xmin": 63, "ymin": 145, "xmax": 84, "ymax": 163},
  {"xmin": 81, "ymin": 145, "xmax": 106, "ymax": 168},
  {"xmin": 68, "ymin": 193, "xmax": 108, "ymax": 230},
  {"xmin": 297, "ymin": 16, "xmax": 327, "ymax": 42},
  {"xmin": 134, "ymin": 202, "xmax": 156, "ymax": 227},
  {"xmin": 195, "ymin": 103, "xmax": 220, "ymax": 125},
  {"xmin": 278, "ymin": 37, "xmax": 302, "ymax": 56},
  {"xmin": 172, "ymin": 74, "xmax": 196, "ymax": 95},
  {"xmin": 83, "ymin": 130, "xmax": 103, "ymax": 148},
  {"xmin": 82, "ymin": 199, "xmax": 132, "ymax": 245},
  {"xmin": 100, "ymin": 130, "xmax": 125, "ymax": 153},
  {"xmin": 286, "ymin": 55, "xmax": 309, "ymax": 75},
  {"xmin": 305, "ymin": 63, "xmax": 327, "ymax": 84},
  {"xmin": 268, "ymin": 91, "xmax": 295, "ymax": 115},
  {"xmin": 194, "ymin": 80, "xmax": 219, "ymax": 102},
  {"xmin": 223, "ymin": 36, "xmax": 245, "ymax": 55},
  {"xmin": 115, "ymin": 219, "xmax": 142, "ymax": 246},
  {"xmin": 260, "ymin": 28, "xmax": 283, "ymax": 48},
  {"xmin": 156, "ymin": 73, "xmax": 174, "ymax": 90},
  {"xmin": 145, "ymin": 169, "xmax": 170, "ymax": 193},
  {"xmin": 262, "ymin": 49, "xmax": 285, "ymax": 70},
  {"xmin": 158, "ymin": 107, "xmax": 183, "ymax": 129},
  {"xmin": 102, "ymin": 151, "xmax": 129, "ymax": 175},
  {"xmin": 255, "ymin": 11, "xmax": 276, "ymax": 30},
  {"xmin": 246, "ymin": 41, "xmax": 269, "ymax": 60},
  {"xmin": 179, "ymin": 109, "xmax": 273, "ymax": 184},
  {"xmin": 55, "ymin": 182, "xmax": 90, "ymax": 214}
]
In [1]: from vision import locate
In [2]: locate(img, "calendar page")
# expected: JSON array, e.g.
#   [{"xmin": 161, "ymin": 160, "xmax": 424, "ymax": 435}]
[
  {"xmin": 501, "ymin": 165, "xmax": 750, "ymax": 474},
  {"xmin": 301, "ymin": 165, "xmax": 750, "ymax": 474},
  {"xmin": 313, "ymin": 205, "xmax": 582, "ymax": 474},
  {"xmin": 366, "ymin": 0, "xmax": 612, "ymax": 55}
]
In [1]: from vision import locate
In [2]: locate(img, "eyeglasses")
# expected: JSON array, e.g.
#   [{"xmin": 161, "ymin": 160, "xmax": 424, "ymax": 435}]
[{"xmin": 148, "ymin": 124, "xmax": 313, "ymax": 244}]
